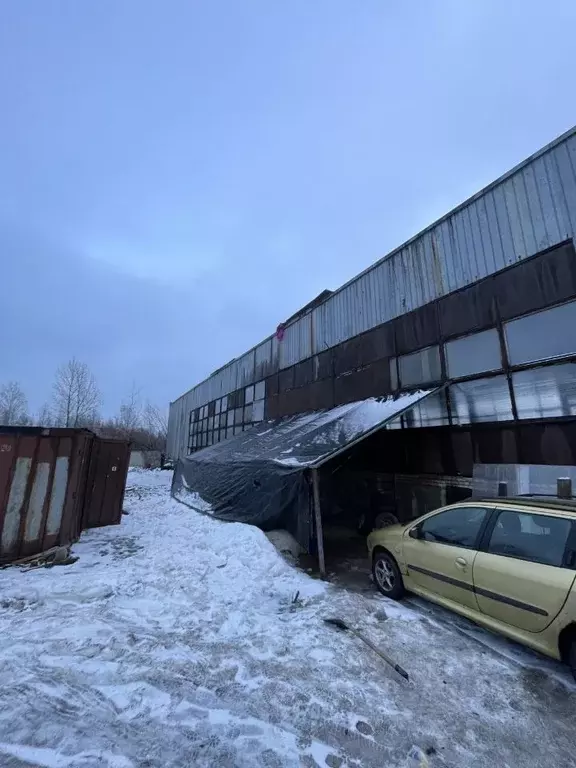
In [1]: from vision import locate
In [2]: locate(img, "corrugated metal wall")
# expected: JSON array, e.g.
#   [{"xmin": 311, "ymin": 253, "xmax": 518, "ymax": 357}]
[
  {"xmin": 0, "ymin": 429, "xmax": 131, "ymax": 564},
  {"xmin": 168, "ymin": 128, "xmax": 576, "ymax": 458}
]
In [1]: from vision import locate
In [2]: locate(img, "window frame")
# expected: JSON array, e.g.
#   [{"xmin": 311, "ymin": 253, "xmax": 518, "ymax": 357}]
[
  {"xmin": 478, "ymin": 507, "xmax": 576, "ymax": 569},
  {"xmin": 444, "ymin": 328, "xmax": 503, "ymax": 380},
  {"xmin": 398, "ymin": 344, "xmax": 442, "ymax": 389},
  {"xmin": 504, "ymin": 299, "xmax": 576, "ymax": 367},
  {"xmin": 415, "ymin": 505, "xmax": 493, "ymax": 551}
]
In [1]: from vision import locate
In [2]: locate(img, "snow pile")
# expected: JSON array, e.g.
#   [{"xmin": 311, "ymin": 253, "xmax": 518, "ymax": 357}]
[{"xmin": 0, "ymin": 470, "xmax": 573, "ymax": 768}]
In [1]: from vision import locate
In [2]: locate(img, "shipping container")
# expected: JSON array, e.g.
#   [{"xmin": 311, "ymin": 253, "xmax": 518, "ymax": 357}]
[{"xmin": 0, "ymin": 427, "xmax": 130, "ymax": 564}]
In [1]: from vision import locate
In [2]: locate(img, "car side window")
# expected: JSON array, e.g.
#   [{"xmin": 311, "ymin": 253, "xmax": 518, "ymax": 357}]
[
  {"xmin": 488, "ymin": 510, "xmax": 572, "ymax": 567},
  {"xmin": 420, "ymin": 507, "xmax": 489, "ymax": 548}
]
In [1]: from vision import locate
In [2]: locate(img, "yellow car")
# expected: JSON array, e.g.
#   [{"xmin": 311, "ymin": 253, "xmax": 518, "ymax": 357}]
[{"xmin": 367, "ymin": 497, "xmax": 576, "ymax": 678}]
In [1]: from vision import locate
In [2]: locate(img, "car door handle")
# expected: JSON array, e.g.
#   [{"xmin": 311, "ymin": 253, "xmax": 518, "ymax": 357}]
[{"xmin": 455, "ymin": 557, "xmax": 468, "ymax": 569}]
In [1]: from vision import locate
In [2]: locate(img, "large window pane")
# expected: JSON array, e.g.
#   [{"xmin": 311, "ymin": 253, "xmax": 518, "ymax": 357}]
[
  {"xmin": 445, "ymin": 329, "xmax": 502, "ymax": 379},
  {"xmin": 420, "ymin": 507, "xmax": 489, "ymax": 549},
  {"xmin": 513, "ymin": 363, "xmax": 576, "ymax": 419},
  {"xmin": 399, "ymin": 346, "xmax": 441, "ymax": 388},
  {"xmin": 253, "ymin": 399, "xmax": 265, "ymax": 422},
  {"xmin": 255, "ymin": 381, "xmax": 266, "ymax": 401},
  {"xmin": 245, "ymin": 385, "xmax": 254, "ymax": 404},
  {"xmin": 244, "ymin": 403, "xmax": 253, "ymax": 423},
  {"xmin": 505, "ymin": 300, "xmax": 576, "ymax": 365},
  {"xmin": 451, "ymin": 376, "xmax": 514, "ymax": 424},
  {"xmin": 234, "ymin": 407, "xmax": 243, "ymax": 425},
  {"xmin": 488, "ymin": 510, "xmax": 571, "ymax": 567},
  {"xmin": 402, "ymin": 391, "xmax": 450, "ymax": 428}
]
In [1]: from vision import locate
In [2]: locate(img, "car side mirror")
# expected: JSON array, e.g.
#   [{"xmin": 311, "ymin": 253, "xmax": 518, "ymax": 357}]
[{"xmin": 409, "ymin": 526, "xmax": 421, "ymax": 540}]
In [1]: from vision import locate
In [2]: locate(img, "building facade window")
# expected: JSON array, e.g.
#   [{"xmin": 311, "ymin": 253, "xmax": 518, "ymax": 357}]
[
  {"xmin": 450, "ymin": 375, "xmax": 514, "ymax": 424},
  {"xmin": 505, "ymin": 300, "xmax": 576, "ymax": 366},
  {"xmin": 513, "ymin": 363, "xmax": 576, "ymax": 420},
  {"xmin": 398, "ymin": 346, "xmax": 441, "ymax": 388},
  {"xmin": 253, "ymin": 399, "xmax": 265, "ymax": 422},
  {"xmin": 445, "ymin": 328, "xmax": 502, "ymax": 379}
]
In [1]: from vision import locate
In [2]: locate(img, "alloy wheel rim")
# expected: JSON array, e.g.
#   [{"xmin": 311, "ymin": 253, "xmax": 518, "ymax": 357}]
[{"xmin": 375, "ymin": 558, "xmax": 395, "ymax": 591}]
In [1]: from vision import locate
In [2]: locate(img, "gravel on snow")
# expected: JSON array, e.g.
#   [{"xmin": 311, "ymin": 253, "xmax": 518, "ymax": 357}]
[{"xmin": 0, "ymin": 469, "xmax": 574, "ymax": 768}]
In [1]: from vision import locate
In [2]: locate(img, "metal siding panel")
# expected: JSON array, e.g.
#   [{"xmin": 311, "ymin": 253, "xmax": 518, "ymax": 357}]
[
  {"xmin": 523, "ymin": 162, "xmax": 550, "ymax": 251},
  {"xmin": 513, "ymin": 172, "xmax": 538, "ymax": 255},
  {"xmin": 502, "ymin": 177, "xmax": 527, "ymax": 258},
  {"xmin": 279, "ymin": 316, "xmax": 311, "ymax": 369},
  {"xmin": 423, "ymin": 231, "xmax": 443, "ymax": 301},
  {"xmin": 553, "ymin": 140, "xmax": 576, "ymax": 234},
  {"xmin": 452, "ymin": 210, "xmax": 473, "ymax": 287},
  {"xmin": 437, "ymin": 219, "xmax": 457, "ymax": 293},
  {"xmin": 544, "ymin": 150, "xmax": 572, "ymax": 239},
  {"xmin": 534, "ymin": 154, "xmax": 562, "ymax": 245},
  {"xmin": 484, "ymin": 189, "xmax": 507, "ymax": 271},
  {"xmin": 403, "ymin": 246, "xmax": 417, "ymax": 311},
  {"xmin": 476, "ymin": 195, "xmax": 497, "ymax": 275},
  {"xmin": 237, "ymin": 351, "xmax": 255, "ymax": 387},
  {"xmin": 492, "ymin": 183, "xmax": 516, "ymax": 266},
  {"xmin": 465, "ymin": 204, "xmax": 483, "ymax": 281}
]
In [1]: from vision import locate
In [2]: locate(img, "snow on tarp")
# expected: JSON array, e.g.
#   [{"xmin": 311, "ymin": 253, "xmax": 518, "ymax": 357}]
[{"xmin": 172, "ymin": 389, "xmax": 439, "ymax": 551}]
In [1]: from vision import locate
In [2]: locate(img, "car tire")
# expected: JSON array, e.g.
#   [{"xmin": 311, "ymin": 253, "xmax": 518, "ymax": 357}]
[
  {"xmin": 372, "ymin": 549, "xmax": 405, "ymax": 600},
  {"xmin": 373, "ymin": 512, "xmax": 400, "ymax": 530}
]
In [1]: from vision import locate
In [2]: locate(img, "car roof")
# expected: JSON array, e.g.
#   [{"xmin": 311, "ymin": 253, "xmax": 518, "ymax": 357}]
[{"xmin": 476, "ymin": 496, "xmax": 576, "ymax": 517}]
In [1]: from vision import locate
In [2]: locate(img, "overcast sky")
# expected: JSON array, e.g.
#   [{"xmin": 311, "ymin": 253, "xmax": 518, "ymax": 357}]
[{"xmin": 1, "ymin": 0, "xmax": 575, "ymax": 416}]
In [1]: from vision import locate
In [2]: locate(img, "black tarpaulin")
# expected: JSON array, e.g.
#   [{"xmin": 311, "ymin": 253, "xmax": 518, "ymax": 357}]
[{"xmin": 171, "ymin": 388, "xmax": 439, "ymax": 550}]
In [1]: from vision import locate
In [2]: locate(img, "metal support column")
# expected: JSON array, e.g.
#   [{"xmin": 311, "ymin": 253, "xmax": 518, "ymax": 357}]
[{"xmin": 311, "ymin": 468, "xmax": 326, "ymax": 576}]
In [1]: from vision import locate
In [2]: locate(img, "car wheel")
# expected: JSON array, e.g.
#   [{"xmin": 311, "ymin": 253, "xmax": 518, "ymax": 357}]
[
  {"xmin": 372, "ymin": 549, "xmax": 404, "ymax": 600},
  {"xmin": 373, "ymin": 512, "xmax": 399, "ymax": 530},
  {"xmin": 569, "ymin": 638, "xmax": 576, "ymax": 682}
]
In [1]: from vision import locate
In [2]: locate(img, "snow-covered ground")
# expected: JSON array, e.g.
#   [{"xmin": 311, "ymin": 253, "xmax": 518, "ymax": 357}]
[{"xmin": 0, "ymin": 470, "xmax": 574, "ymax": 768}]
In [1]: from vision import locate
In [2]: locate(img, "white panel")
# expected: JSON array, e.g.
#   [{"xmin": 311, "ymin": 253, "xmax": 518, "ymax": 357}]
[
  {"xmin": 46, "ymin": 457, "xmax": 69, "ymax": 536},
  {"xmin": 25, "ymin": 462, "xmax": 51, "ymax": 542},
  {"xmin": 1, "ymin": 457, "xmax": 32, "ymax": 553}
]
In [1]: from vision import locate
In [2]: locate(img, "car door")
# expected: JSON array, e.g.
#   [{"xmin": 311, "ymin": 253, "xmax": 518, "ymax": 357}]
[
  {"xmin": 473, "ymin": 508, "xmax": 576, "ymax": 632},
  {"xmin": 402, "ymin": 505, "xmax": 492, "ymax": 610}
]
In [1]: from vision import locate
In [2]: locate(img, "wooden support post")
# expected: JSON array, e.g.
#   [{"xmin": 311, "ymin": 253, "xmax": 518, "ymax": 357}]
[{"xmin": 311, "ymin": 468, "xmax": 326, "ymax": 577}]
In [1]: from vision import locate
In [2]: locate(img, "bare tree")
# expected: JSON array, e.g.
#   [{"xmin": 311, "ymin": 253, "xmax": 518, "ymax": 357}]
[
  {"xmin": 52, "ymin": 358, "xmax": 101, "ymax": 428},
  {"xmin": 0, "ymin": 381, "xmax": 29, "ymax": 425},
  {"xmin": 143, "ymin": 402, "xmax": 168, "ymax": 441},
  {"xmin": 36, "ymin": 402, "xmax": 54, "ymax": 427},
  {"xmin": 115, "ymin": 383, "xmax": 143, "ymax": 440}
]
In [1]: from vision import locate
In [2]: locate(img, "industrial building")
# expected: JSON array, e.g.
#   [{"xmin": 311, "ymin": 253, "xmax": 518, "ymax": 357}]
[{"xmin": 168, "ymin": 126, "xmax": 576, "ymax": 568}]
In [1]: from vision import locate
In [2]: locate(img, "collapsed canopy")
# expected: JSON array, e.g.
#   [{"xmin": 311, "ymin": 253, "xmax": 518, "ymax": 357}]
[{"xmin": 171, "ymin": 388, "xmax": 439, "ymax": 550}]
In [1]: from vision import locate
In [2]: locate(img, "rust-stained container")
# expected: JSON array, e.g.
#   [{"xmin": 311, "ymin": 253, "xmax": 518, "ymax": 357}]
[
  {"xmin": 0, "ymin": 427, "xmax": 130, "ymax": 564},
  {"xmin": 82, "ymin": 438, "xmax": 131, "ymax": 529}
]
